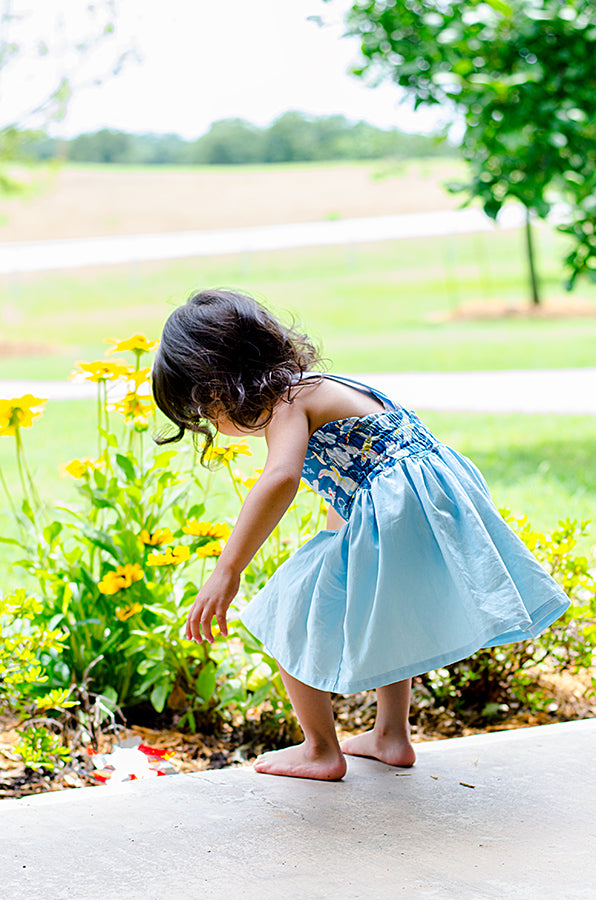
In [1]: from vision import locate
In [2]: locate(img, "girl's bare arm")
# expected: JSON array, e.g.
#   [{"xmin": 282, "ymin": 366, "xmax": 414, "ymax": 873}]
[{"xmin": 185, "ymin": 401, "xmax": 310, "ymax": 643}]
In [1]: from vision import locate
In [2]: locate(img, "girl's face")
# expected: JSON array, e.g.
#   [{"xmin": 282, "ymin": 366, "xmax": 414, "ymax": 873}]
[
  {"xmin": 206, "ymin": 408, "xmax": 268, "ymax": 438},
  {"xmin": 216, "ymin": 416, "xmax": 268, "ymax": 438}
]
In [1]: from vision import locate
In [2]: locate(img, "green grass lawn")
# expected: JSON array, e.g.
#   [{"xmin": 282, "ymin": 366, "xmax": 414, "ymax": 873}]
[{"xmin": 1, "ymin": 223, "xmax": 596, "ymax": 380}]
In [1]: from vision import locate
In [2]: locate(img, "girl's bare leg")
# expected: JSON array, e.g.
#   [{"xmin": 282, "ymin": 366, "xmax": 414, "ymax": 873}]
[
  {"xmin": 253, "ymin": 666, "xmax": 347, "ymax": 780},
  {"xmin": 340, "ymin": 679, "xmax": 416, "ymax": 768}
]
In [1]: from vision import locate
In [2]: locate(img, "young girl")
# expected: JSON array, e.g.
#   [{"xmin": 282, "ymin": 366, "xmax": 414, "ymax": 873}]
[{"xmin": 152, "ymin": 288, "xmax": 570, "ymax": 782}]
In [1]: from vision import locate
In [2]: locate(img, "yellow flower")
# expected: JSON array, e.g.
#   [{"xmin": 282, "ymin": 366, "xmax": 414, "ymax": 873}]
[
  {"xmin": 61, "ymin": 457, "xmax": 103, "ymax": 478},
  {"xmin": 146, "ymin": 545, "xmax": 191, "ymax": 566},
  {"xmin": 140, "ymin": 527, "xmax": 174, "ymax": 546},
  {"xmin": 105, "ymin": 334, "xmax": 159, "ymax": 354},
  {"xmin": 71, "ymin": 360, "xmax": 130, "ymax": 383},
  {"xmin": 239, "ymin": 467, "xmax": 263, "ymax": 489},
  {"xmin": 98, "ymin": 563, "xmax": 144, "ymax": 595},
  {"xmin": 63, "ymin": 459, "xmax": 88, "ymax": 479},
  {"xmin": 0, "ymin": 395, "xmax": 47, "ymax": 436},
  {"xmin": 182, "ymin": 520, "xmax": 232, "ymax": 541},
  {"xmin": 203, "ymin": 442, "xmax": 252, "ymax": 463},
  {"xmin": 124, "ymin": 367, "xmax": 152, "ymax": 389},
  {"xmin": 116, "ymin": 602, "xmax": 143, "ymax": 621},
  {"xmin": 98, "ymin": 573, "xmax": 122, "ymax": 595},
  {"xmin": 109, "ymin": 391, "xmax": 156, "ymax": 421},
  {"xmin": 196, "ymin": 542, "xmax": 223, "ymax": 558}
]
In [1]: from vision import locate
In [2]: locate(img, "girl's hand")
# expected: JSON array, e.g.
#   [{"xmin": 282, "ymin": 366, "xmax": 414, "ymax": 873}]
[{"xmin": 185, "ymin": 565, "xmax": 240, "ymax": 644}]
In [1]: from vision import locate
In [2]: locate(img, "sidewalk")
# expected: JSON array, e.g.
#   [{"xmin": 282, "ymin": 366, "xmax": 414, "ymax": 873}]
[
  {"xmin": 0, "ymin": 207, "xmax": 526, "ymax": 275},
  {"xmin": 2, "ymin": 719, "xmax": 594, "ymax": 899},
  {"xmin": 2, "ymin": 368, "xmax": 596, "ymax": 413}
]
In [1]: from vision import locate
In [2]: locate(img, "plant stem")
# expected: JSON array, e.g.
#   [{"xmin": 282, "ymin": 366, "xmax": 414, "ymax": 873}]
[
  {"xmin": 97, "ymin": 383, "xmax": 103, "ymax": 458},
  {"xmin": 103, "ymin": 381, "xmax": 110, "ymax": 439},
  {"xmin": 525, "ymin": 208, "xmax": 541, "ymax": 307},
  {"xmin": 0, "ymin": 464, "xmax": 20, "ymax": 521},
  {"xmin": 14, "ymin": 425, "xmax": 45, "ymax": 516},
  {"xmin": 225, "ymin": 461, "xmax": 245, "ymax": 503},
  {"xmin": 14, "ymin": 426, "xmax": 30, "ymax": 501}
]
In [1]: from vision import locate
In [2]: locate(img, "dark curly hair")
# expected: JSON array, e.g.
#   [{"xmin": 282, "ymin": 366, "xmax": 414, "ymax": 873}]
[{"xmin": 152, "ymin": 288, "xmax": 323, "ymax": 460}]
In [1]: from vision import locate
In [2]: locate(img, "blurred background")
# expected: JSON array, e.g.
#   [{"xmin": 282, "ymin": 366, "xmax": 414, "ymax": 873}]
[
  {"xmin": 0, "ymin": 2, "xmax": 595, "ymax": 788},
  {"xmin": 1, "ymin": 0, "xmax": 596, "ymax": 538}
]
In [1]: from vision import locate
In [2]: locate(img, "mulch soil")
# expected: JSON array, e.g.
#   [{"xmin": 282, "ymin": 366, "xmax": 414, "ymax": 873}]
[{"xmin": 1, "ymin": 668, "xmax": 593, "ymax": 801}]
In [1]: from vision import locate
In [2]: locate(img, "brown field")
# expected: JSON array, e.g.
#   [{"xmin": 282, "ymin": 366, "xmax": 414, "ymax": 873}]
[{"xmin": 1, "ymin": 160, "xmax": 462, "ymax": 241}]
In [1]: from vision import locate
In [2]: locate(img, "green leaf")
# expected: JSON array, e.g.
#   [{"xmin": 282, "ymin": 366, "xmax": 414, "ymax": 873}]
[
  {"xmin": 87, "ymin": 527, "xmax": 122, "ymax": 556},
  {"xmin": 484, "ymin": 0, "xmax": 513, "ymax": 16},
  {"xmin": 43, "ymin": 521, "xmax": 63, "ymax": 544},
  {"xmin": 196, "ymin": 662, "xmax": 216, "ymax": 703},
  {"xmin": 93, "ymin": 469, "xmax": 107, "ymax": 489},
  {"xmin": 116, "ymin": 453, "xmax": 136, "ymax": 482},
  {"xmin": 150, "ymin": 450, "xmax": 179, "ymax": 470},
  {"xmin": 150, "ymin": 681, "xmax": 169, "ymax": 713},
  {"xmin": 21, "ymin": 499, "xmax": 35, "ymax": 523},
  {"xmin": 186, "ymin": 503, "xmax": 206, "ymax": 521},
  {"xmin": 113, "ymin": 529, "xmax": 141, "ymax": 558},
  {"xmin": 247, "ymin": 683, "xmax": 272, "ymax": 708},
  {"xmin": 98, "ymin": 427, "xmax": 118, "ymax": 448}
]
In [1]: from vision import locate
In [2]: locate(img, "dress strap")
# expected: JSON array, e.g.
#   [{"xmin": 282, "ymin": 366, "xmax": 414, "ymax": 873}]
[{"xmin": 302, "ymin": 372, "xmax": 398, "ymax": 412}]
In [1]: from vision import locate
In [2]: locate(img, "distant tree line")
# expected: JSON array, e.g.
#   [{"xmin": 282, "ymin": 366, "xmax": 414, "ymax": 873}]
[{"xmin": 19, "ymin": 112, "xmax": 454, "ymax": 166}]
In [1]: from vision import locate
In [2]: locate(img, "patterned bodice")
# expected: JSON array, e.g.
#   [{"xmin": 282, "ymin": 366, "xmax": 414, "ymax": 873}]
[{"xmin": 302, "ymin": 405, "xmax": 440, "ymax": 520}]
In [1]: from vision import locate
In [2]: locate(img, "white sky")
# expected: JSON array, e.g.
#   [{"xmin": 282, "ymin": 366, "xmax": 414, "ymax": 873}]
[{"xmin": 4, "ymin": 0, "xmax": 447, "ymax": 138}]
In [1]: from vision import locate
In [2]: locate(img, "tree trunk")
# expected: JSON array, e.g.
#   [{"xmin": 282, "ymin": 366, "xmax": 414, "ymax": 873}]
[{"xmin": 525, "ymin": 208, "xmax": 541, "ymax": 307}]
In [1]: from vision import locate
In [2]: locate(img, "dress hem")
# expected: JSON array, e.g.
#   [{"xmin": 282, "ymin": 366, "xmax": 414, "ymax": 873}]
[{"xmin": 240, "ymin": 591, "xmax": 570, "ymax": 696}]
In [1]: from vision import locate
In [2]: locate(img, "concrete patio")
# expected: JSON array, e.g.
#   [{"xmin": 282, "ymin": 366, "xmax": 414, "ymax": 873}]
[{"xmin": 2, "ymin": 718, "xmax": 594, "ymax": 899}]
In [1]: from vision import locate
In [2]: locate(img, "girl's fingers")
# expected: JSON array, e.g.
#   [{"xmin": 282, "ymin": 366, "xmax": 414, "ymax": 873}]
[
  {"xmin": 216, "ymin": 612, "xmax": 228, "ymax": 637},
  {"xmin": 186, "ymin": 608, "xmax": 204, "ymax": 643},
  {"xmin": 201, "ymin": 613, "xmax": 214, "ymax": 644},
  {"xmin": 185, "ymin": 598, "xmax": 229, "ymax": 643}
]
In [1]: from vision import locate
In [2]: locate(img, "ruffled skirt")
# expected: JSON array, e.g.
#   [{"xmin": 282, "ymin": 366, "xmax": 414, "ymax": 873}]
[{"xmin": 240, "ymin": 446, "xmax": 570, "ymax": 693}]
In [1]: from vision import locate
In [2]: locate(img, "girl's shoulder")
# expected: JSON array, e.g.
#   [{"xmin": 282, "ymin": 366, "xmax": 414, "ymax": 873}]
[{"xmin": 290, "ymin": 374, "xmax": 386, "ymax": 437}]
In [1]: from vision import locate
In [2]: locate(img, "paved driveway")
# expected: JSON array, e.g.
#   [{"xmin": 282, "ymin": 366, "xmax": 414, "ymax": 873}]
[{"xmin": 1, "ymin": 369, "xmax": 595, "ymax": 414}]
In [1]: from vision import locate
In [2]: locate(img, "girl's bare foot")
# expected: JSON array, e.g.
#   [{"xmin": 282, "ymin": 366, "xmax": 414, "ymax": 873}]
[
  {"xmin": 340, "ymin": 729, "xmax": 416, "ymax": 768},
  {"xmin": 253, "ymin": 741, "xmax": 347, "ymax": 781}
]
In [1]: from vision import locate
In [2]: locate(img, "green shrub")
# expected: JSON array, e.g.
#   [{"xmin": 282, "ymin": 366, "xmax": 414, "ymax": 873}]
[
  {"xmin": 422, "ymin": 514, "xmax": 596, "ymax": 719},
  {"xmin": 0, "ymin": 589, "xmax": 75, "ymax": 770},
  {"xmin": 0, "ymin": 339, "xmax": 320, "ymax": 735}
]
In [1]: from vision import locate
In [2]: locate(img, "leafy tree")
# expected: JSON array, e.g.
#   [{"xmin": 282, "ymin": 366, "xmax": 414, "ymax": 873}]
[
  {"xmin": 328, "ymin": 0, "xmax": 596, "ymax": 301},
  {"xmin": 188, "ymin": 119, "xmax": 265, "ymax": 165},
  {"xmin": 68, "ymin": 128, "xmax": 133, "ymax": 164},
  {"xmin": 138, "ymin": 133, "xmax": 189, "ymax": 166},
  {"xmin": 263, "ymin": 112, "xmax": 321, "ymax": 163},
  {"xmin": 0, "ymin": 0, "xmax": 134, "ymax": 194}
]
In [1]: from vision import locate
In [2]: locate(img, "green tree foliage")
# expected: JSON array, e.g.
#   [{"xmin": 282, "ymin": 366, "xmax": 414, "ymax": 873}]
[
  {"xmin": 328, "ymin": 0, "xmax": 596, "ymax": 296},
  {"xmin": 189, "ymin": 111, "xmax": 448, "ymax": 164},
  {"xmin": 25, "ymin": 112, "xmax": 450, "ymax": 166},
  {"xmin": 189, "ymin": 119, "xmax": 266, "ymax": 165},
  {"xmin": 67, "ymin": 130, "xmax": 189, "ymax": 165}
]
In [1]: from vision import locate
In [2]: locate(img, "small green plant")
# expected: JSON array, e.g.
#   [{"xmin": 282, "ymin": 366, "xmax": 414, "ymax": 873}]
[
  {"xmin": 422, "ymin": 513, "xmax": 596, "ymax": 719},
  {"xmin": 0, "ymin": 589, "xmax": 75, "ymax": 771}
]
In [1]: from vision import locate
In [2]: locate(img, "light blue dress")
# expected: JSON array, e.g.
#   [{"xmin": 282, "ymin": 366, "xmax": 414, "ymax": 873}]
[{"xmin": 240, "ymin": 374, "xmax": 570, "ymax": 694}]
